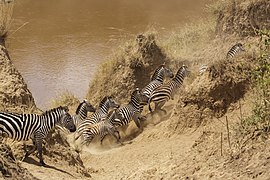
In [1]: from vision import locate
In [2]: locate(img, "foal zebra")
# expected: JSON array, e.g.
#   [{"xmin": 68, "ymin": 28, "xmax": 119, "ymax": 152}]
[
  {"xmin": 0, "ymin": 106, "xmax": 75, "ymax": 166},
  {"xmin": 226, "ymin": 43, "xmax": 245, "ymax": 59},
  {"xmin": 75, "ymin": 96, "xmax": 119, "ymax": 141},
  {"xmin": 140, "ymin": 64, "xmax": 174, "ymax": 111},
  {"xmin": 148, "ymin": 65, "xmax": 189, "ymax": 113},
  {"xmin": 72, "ymin": 99, "xmax": 96, "ymax": 128},
  {"xmin": 109, "ymin": 88, "xmax": 146, "ymax": 129},
  {"xmin": 79, "ymin": 109, "xmax": 122, "ymax": 146}
]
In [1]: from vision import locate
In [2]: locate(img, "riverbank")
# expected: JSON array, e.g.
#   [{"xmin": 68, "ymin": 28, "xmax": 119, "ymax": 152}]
[{"xmin": 1, "ymin": 0, "xmax": 269, "ymax": 179}]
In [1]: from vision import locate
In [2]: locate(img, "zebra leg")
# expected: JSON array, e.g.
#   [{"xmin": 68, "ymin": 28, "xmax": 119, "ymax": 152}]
[
  {"xmin": 74, "ymin": 131, "xmax": 82, "ymax": 141},
  {"xmin": 155, "ymin": 101, "xmax": 167, "ymax": 114},
  {"xmin": 115, "ymin": 130, "xmax": 123, "ymax": 145},
  {"xmin": 82, "ymin": 136, "xmax": 93, "ymax": 146},
  {"xmin": 108, "ymin": 128, "xmax": 122, "ymax": 145},
  {"xmin": 133, "ymin": 113, "xmax": 141, "ymax": 129},
  {"xmin": 116, "ymin": 130, "xmax": 121, "ymax": 140},
  {"xmin": 148, "ymin": 101, "xmax": 153, "ymax": 112},
  {"xmin": 100, "ymin": 133, "xmax": 108, "ymax": 145},
  {"xmin": 0, "ymin": 131, "xmax": 3, "ymax": 142},
  {"xmin": 25, "ymin": 140, "xmax": 37, "ymax": 158},
  {"xmin": 36, "ymin": 139, "xmax": 46, "ymax": 166}
]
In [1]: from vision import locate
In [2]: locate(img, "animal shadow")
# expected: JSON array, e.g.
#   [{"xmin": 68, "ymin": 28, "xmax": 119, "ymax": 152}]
[{"xmin": 23, "ymin": 157, "xmax": 75, "ymax": 178}]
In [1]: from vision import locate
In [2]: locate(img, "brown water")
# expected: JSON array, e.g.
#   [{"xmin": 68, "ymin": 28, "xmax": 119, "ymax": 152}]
[{"xmin": 7, "ymin": 0, "xmax": 210, "ymax": 109}]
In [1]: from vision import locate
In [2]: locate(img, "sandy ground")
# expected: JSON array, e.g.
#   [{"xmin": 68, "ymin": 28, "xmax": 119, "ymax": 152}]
[
  {"xmin": 20, "ymin": 125, "xmax": 201, "ymax": 180},
  {"xmin": 19, "ymin": 93, "xmax": 268, "ymax": 180}
]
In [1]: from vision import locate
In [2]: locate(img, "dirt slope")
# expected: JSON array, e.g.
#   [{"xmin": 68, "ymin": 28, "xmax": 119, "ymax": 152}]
[{"xmin": 1, "ymin": 0, "xmax": 269, "ymax": 179}]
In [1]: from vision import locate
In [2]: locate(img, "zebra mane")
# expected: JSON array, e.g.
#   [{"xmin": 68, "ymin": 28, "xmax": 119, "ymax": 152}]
[
  {"xmin": 175, "ymin": 65, "xmax": 188, "ymax": 77},
  {"xmin": 75, "ymin": 101, "xmax": 85, "ymax": 114},
  {"xmin": 41, "ymin": 106, "xmax": 67, "ymax": 116},
  {"xmin": 99, "ymin": 96, "xmax": 110, "ymax": 108},
  {"xmin": 130, "ymin": 88, "xmax": 140, "ymax": 101},
  {"xmin": 150, "ymin": 64, "xmax": 165, "ymax": 81}
]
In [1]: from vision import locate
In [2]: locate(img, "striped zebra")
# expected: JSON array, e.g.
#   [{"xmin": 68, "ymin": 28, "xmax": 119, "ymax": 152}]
[
  {"xmin": 226, "ymin": 43, "xmax": 245, "ymax": 59},
  {"xmin": 109, "ymin": 88, "xmax": 146, "ymax": 129},
  {"xmin": 140, "ymin": 64, "xmax": 174, "ymax": 111},
  {"xmin": 75, "ymin": 96, "xmax": 119, "ymax": 141},
  {"xmin": 79, "ymin": 109, "xmax": 123, "ymax": 146},
  {"xmin": 198, "ymin": 64, "xmax": 208, "ymax": 75},
  {"xmin": 0, "ymin": 106, "xmax": 75, "ymax": 166},
  {"xmin": 73, "ymin": 99, "xmax": 96, "ymax": 128},
  {"xmin": 148, "ymin": 65, "xmax": 189, "ymax": 113}
]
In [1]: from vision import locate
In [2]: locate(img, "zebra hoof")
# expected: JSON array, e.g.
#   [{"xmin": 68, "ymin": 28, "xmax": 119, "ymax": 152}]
[{"xmin": 40, "ymin": 160, "xmax": 46, "ymax": 167}]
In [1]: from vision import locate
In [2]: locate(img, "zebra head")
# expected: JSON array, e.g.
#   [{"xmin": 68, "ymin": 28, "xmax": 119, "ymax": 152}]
[
  {"xmin": 236, "ymin": 43, "xmax": 245, "ymax": 51},
  {"xmin": 176, "ymin": 65, "xmax": 189, "ymax": 78},
  {"xmin": 163, "ymin": 65, "xmax": 174, "ymax": 79},
  {"xmin": 59, "ymin": 106, "xmax": 76, "ymax": 132},
  {"xmin": 131, "ymin": 88, "xmax": 146, "ymax": 104},
  {"xmin": 151, "ymin": 64, "xmax": 174, "ymax": 81},
  {"xmin": 76, "ymin": 99, "xmax": 96, "ymax": 115},
  {"xmin": 107, "ymin": 96, "xmax": 120, "ymax": 108},
  {"xmin": 100, "ymin": 96, "xmax": 120, "ymax": 109}
]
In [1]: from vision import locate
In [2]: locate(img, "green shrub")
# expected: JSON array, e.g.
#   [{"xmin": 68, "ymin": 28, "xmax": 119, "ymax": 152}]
[{"xmin": 242, "ymin": 29, "xmax": 270, "ymax": 130}]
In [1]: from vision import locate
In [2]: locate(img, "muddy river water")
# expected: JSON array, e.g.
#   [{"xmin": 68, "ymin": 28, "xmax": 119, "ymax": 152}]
[{"xmin": 8, "ymin": 0, "xmax": 211, "ymax": 109}]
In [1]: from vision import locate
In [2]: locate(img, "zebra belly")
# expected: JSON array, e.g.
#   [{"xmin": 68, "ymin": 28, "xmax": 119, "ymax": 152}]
[{"xmin": 151, "ymin": 93, "xmax": 170, "ymax": 103}]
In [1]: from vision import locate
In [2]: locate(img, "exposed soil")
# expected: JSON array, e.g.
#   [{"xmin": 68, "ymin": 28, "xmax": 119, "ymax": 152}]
[{"xmin": 1, "ymin": 0, "xmax": 269, "ymax": 179}]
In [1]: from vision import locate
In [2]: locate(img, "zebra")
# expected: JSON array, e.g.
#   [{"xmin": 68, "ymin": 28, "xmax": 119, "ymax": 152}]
[
  {"xmin": 78, "ymin": 109, "xmax": 123, "ymax": 146},
  {"xmin": 75, "ymin": 96, "xmax": 119, "ymax": 141},
  {"xmin": 198, "ymin": 64, "xmax": 208, "ymax": 75},
  {"xmin": 148, "ymin": 65, "xmax": 189, "ymax": 113},
  {"xmin": 72, "ymin": 99, "xmax": 96, "ymax": 128},
  {"xmin": 140, "ymin": 64, "xmax": 174, "ymax": 112},
  {"xmin": 55, "ymin": 100, "xmax": 95, "ymax": 133},
  {"xmin": 0, "ymin": 106, "xmax": 75, "ymax": 166},
  {"xmin": 109, "ymin": 88, "xmax": 146, "ymax": 129},
  {"xmin": 226, "ymin": 43, "xmax": 245, "ymax": 59}
]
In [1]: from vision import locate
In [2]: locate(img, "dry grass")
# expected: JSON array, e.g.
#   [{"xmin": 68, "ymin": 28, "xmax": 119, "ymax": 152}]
[
  {"xmin": 0, "ymin": 0, "xmax": 14, "ymax": 38},
  {"xmin": 160, "ymin": 18, "xmax": 216, "ymax": 61},
  {"xmin": 50, "ymin": 91, "xmax": 80, "ymax": 109}
]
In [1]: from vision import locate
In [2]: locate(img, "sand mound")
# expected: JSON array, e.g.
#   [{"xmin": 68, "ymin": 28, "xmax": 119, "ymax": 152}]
[
  {"xmin": 182, "ymin": 56, "xmax": 254, "ymax": 118},
  {"xmin": 0, "ymin": 45, "xmax": 36, "ymax": 112},
  {"xmin": 86, "ymin": 33, "xmax": 168, "ymax": 105}
]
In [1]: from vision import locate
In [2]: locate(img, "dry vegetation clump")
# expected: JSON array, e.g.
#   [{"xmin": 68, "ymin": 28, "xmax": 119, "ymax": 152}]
[
  {"xmin": 0, "ymin": 0, "xmax": 13, "ymax": 45},
  {"xmin": 215, "ymin": 0, "xmax": 270, "ymax": 37},
  {"xmin": 50, "ymin": 91, "xmax": 80, "ymax": 112},
  {"xmin": 0, "ymin": 143, "xmax": 36, "ymax": 179},
  {"xmin": 86, "ymin": 32, "xmax": 168, "ymax": 105},
  {"xmin": 161, "ymin": 18, "xmax": 216, "ymax": 62}
]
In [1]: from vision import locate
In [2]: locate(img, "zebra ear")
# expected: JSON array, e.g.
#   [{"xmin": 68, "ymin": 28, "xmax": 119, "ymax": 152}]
[
  {"xmin": 63, "ymin": 106, "xmax": 69, "ymax": 112},
  {"xmin": 83, "ymin": 99, "xmax": 87, "ymax": 102}
]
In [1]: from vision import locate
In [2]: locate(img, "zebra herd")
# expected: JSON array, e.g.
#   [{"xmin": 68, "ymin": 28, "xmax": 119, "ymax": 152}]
[
  {"xmin": 0, "ymin": 42, "xmax": 244, "ymax": 166},
  {"xmin": 74, "ymin": 64, "xmax": 189, "ymax": 146}
]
